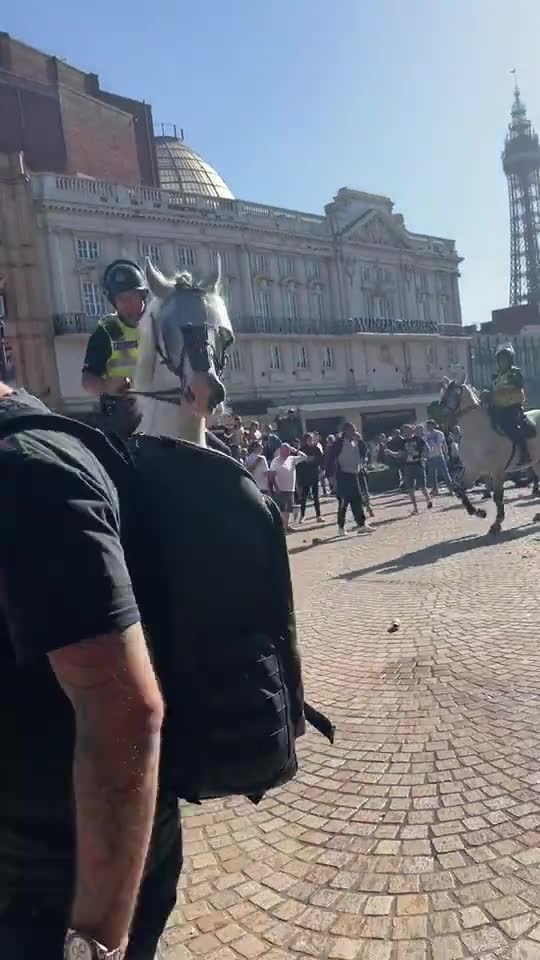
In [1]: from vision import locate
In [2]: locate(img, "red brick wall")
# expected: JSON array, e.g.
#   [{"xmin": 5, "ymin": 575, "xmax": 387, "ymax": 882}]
[
  {"xmin": 1, "ymin": 36, "xmax": 52, "ymax": 84},
  {"xmin": 0, "ymin": 80, "xmax": 67, "ymax": 172},
  {"xmin": 97, "ymin": 91, "xmax": 159, "ymax": 187},
  {"xmin": 60, "ymin": 88, "xmax": 141, "ymax": 184}
]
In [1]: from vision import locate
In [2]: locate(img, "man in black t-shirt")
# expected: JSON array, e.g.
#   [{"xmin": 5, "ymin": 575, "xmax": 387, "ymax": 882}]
[
  {"xmin": 385, "ymin": 424, "xmax": 433, "ymax": 515},
  {"xmin": 0, "ymin": 384, "xmax": 181, "ymax": 959}
]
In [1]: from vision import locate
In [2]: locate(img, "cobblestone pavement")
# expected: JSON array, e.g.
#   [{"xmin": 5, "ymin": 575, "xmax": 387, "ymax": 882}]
[{"xmin": 163, "ymin": 487, "xmax": 540, "ymax": 960}]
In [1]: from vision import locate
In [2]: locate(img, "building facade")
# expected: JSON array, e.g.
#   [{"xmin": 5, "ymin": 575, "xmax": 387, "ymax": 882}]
[{"xmin": 31, "ymin": 163, "xmax": 467, "ymax": 434}]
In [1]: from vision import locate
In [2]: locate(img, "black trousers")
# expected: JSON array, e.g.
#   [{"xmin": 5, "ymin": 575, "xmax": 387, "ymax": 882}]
[
  {"xmin": 0, "ymin": 799, "xmax": 182, "ymax": 960},
  {"xmin": 336, "ymin": 469, "xmax": 366, "ymax": 529},
  {"xmin": 300, "ymin": 480, "xmax": 321, "ymax": 518}
]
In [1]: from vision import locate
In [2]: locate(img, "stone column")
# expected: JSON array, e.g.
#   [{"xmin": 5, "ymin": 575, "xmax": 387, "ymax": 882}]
[{"xmin": 239, "ymin": 245, "xmax": 255, "ymax": 314}]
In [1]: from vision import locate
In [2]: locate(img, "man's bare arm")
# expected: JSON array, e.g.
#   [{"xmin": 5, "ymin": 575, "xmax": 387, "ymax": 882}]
[{"xmin": 49, "ymin": 623, "xmax": 164, "ymax": 951}]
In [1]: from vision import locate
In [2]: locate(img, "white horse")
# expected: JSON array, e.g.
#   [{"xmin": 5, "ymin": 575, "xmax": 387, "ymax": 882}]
[
  {"xmin": 133, "ymin": 258, "xmax": 233, "ymax": 442},
  {"xmin": 440, "ymin": 378, "xmax": 540, "ymax": 534}
]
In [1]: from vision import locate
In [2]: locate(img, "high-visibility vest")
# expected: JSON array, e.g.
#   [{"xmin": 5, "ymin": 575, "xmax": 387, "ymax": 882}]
[
  {"xmin": 100, "ymin": 314, "xmax": 140, "ymax": 381},
  {"xmin": 492, "ymin": 367, "xmax": 525, "ymax": 408}
]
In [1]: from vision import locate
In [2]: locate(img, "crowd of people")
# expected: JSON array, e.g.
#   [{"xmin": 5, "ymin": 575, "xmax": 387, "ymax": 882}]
[{"xmin": 218, "ymin": 412, "xmax": 462, "ymax": 535}]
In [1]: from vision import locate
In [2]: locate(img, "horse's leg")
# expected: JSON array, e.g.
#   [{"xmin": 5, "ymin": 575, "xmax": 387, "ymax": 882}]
[
  {"xmin": 453, "ymin": 483, "xmax": 487, "ymax": 519},
  {"xmin": 489, "ymin": 478, "xmax": 505, "ymax": 535}
]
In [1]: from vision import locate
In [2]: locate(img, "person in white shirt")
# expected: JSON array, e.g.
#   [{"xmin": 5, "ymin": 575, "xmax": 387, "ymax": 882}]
[
  {"xmin": 245, "ymin": 441, "xmax": 269, "ymax": 493},
  {"xmin": 269, "ymin": 444, "xmax": 307, "ymax": 532},
  {"xmin": 424, "ymin": 419, "xmax": 453, "ymax": 495},
  {"xmin": 229, "ymin": 415, "xmax": 244, "ymax": 461}
]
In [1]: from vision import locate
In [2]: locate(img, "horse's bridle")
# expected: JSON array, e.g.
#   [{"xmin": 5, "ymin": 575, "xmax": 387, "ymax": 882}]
[
  {"xmin": 441, "ymin": 383, "xmax": 478, "ymax": 426},
  {"xmin": 131, "ymin": 305, "xmax": 230, "ymax": 407}
]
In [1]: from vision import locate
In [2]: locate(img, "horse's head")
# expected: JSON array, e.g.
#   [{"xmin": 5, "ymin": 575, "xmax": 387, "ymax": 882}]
[
  {"xmin": 143, "ymin": 258, "xmax": 234, "ymax": 417},
  {"xmin": 439, "ymin": 374, "xmax": 478, "ymax": 423}
]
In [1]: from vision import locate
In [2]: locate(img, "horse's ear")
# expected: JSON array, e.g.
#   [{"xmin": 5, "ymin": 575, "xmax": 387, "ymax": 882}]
[
  {"xmin": 145, "ymin": 258, "xmax": 174, "ymax": 299},
  {"xmin": 441, "ymin": 376, "xmax": 450, "ymax": 386}
]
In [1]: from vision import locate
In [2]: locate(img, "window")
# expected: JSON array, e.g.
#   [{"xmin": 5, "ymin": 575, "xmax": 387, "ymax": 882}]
[
  {"xmin": 296, "ymin": 344, "xmax": 309, "ymax": 369},
  {"xmin": 81, "ymin": 280, "xmax": 106, "ymax": 317},
  {"xmin": 284, "ymin": 289, "xmax": 298, "ymax": 320},
  {"xmin": 256, "ymin": 285, "xmax": 271, "ymax": 319},
  {"xmin": 77, "ymin": 238, "xmax": 99, "ymax": 261},
  {"xmin": 140, "ymin": 242, "xmax": 161, "ymax": 263},
  {"xmin": 427, "ymin": 343, "xmax": 438, "ymax": 368},
  {"xmin": 211, "ymin": 249, "xmax": 229, "ymax": 271},
  {"xmin": 230, "ymin": 348, "xmax": 243, "ymax": 370},
  {"xmin": 177, "ymin": 246, "xmax": 195, "ymax": 268},
  {"xmin": 279, "ymin": 255, "xmax": 294, "ymax": 276},
  {"xmin": 306, "ymin": 259, "xmax": 321, "ymax": 279},
  {"xmin": 361, "ymin": 266, "xmax": 370, "ymax": 283},
  {"xmin": 366, "ymin": 294, "xmax": 376, "ymax": 317},
  {"xmin": 269, "ymin": 344, "xmax": 282, "ymax": 370},
  {"xmin": 251, "ymin": 253, "xmax": 268, "ymax": 274},
  {"xmin": 377, "ymin": 296, "xmax": 393, "ymax": 319},
  {"xmin": 312, "ymin": 291, "xmax": 325, "ymax": 322},
  {"xmin": 384, "ymin": 269, "xmax": 392, "ymax": 283},
  {"xmin": 322, "ymin": 346, "xmax": 334, "ymax": 369}
]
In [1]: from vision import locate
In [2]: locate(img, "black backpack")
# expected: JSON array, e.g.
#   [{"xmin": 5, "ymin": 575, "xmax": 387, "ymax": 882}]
[{"xmin": 0, "ymin": 406, "xmax": 333, "ymax": 804}]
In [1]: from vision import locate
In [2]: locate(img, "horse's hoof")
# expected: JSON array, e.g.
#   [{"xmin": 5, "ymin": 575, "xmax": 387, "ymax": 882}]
[
  {"xmin": 488, "ymin": 523, "xmax": 501, "ymax": 535},
  {"xmin": 476, "ymin": 508, "xmax": 487, "ymax": 519}
]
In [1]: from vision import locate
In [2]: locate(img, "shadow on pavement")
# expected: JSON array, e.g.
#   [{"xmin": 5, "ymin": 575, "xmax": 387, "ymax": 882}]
[{"xmin": 334, "ymin": 524, "xmax": 539, "ymax": 581}]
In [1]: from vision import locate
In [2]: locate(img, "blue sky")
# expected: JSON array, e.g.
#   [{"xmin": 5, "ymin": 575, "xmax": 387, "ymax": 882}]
[{"xmin": 4, "ymin": 1, "xmax": 540, "ymax": 325}]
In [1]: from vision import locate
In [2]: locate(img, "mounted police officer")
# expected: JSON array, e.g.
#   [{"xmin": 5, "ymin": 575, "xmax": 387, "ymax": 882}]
[
  {"xmin": 485, "ymin": 343, "xmax": 529, "ymax": 464},
  {"xmin": 82, "ymin": 260, "xmax": 147, "ymax": 438}
]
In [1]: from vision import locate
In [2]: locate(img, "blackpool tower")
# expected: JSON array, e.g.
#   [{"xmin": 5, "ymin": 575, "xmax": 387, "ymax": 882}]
[{"xmin": 502, "ymin": 81, "xmax": 540, "ymax": 306}]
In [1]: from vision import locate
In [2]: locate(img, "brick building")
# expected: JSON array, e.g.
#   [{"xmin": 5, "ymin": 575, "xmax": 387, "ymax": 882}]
[
  {"xmin": 0, "ymin": 152, "xmax": 60, "ymax": 402},
  {"xmin": 0, "ymin": 33, "xmax": 158, "ymax": 186}
]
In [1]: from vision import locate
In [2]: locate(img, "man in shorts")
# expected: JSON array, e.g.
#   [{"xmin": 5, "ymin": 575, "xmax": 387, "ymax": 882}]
[
  {"xmin": 269, "ymin": 444, "xmax": 307, "ymax": 532},
  {"xmin": 386, "ymin": 424, "xmax": 432, "ymax": 515}
]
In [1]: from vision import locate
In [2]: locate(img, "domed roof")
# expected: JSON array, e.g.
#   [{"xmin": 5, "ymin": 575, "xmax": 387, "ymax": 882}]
[{"xmin": 154, "ymin": 136, "xmax": 234, "ymax": 200}]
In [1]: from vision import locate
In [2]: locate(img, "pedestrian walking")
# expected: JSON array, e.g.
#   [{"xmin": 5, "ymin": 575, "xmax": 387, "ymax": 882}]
[
  {"xmin": 386, "ymin": 424, "xmax": 432, "ymax": 515},
  {"xmin": 297, "ymin": 433, "xmax": 325, "ymax": 523},
  {"xmin": 326, "ymin": 423, "xmax": 375, "ymax": 536}
]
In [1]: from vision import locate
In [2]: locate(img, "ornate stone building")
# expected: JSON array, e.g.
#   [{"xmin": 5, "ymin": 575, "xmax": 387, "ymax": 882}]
[{"xmin": 30, "ymin": 136, "xmax": 467, "ymax": 435}]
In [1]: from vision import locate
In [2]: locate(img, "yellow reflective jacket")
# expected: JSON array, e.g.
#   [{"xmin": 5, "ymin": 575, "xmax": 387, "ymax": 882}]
[{"xmin": 100, "ymin": 314, "xmax": 140, "ymax": 381}]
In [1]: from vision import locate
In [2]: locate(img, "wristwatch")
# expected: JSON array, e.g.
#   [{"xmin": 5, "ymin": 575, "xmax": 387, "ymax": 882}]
[{"xmin": 64, "ymin": 929, "xmax": 125, "ymax": 960}]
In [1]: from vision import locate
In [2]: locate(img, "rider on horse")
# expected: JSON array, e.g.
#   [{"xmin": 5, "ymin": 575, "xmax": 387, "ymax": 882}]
[{"xmin": 484, "ymin": 343, "xmax": 528, "ymax": 465}]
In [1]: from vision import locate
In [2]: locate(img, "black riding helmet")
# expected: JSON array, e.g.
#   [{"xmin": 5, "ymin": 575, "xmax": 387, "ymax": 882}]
[{"xmin": 103, "ymin": 259, "xmax": 148, "ymax": 305}]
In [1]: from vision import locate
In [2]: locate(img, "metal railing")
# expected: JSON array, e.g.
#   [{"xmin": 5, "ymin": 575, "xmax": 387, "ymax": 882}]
[
  {"xmin": 54, "ymin": 313, "xmax": 99, "ymax": 335},
  {"xmin": 235, "ymin": 315, "xmax": 466, "ymax": 337},
  {"xmin": 53, "ymin": 311, "xmax": 466, "ymax": 338}
]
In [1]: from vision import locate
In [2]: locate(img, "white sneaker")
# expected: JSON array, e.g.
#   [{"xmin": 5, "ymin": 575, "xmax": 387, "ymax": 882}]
[
  {"xmin": 338, "ymin": 528, "xmax": 347, "ymax": 537},
  {"xmin": 298, "ymin": 517, "xmax": 304, "ymax": 524},
  {"xmin": 316, "ymin": 516, "xmax": 325, "ymax": 523},
  {"xmin": 356, "ymin": 524, "xmax": 375, "ymax": 534}
]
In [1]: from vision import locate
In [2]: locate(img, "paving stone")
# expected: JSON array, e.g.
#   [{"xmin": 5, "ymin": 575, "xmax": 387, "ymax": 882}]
[
  {"xmin": 431, "ymin": 936, "xmax": 464, "ymax": 960},
  {"xmin": 460, "ymin": 905, "xmax": 490, "ymax": 928}
]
